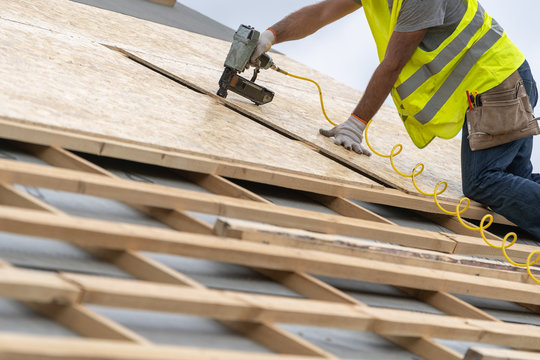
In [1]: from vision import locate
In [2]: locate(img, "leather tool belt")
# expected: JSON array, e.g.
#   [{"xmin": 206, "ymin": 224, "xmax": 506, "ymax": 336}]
[{"xmin": 466, "ymin": 70, "xmax": 540, "ymax": 151}]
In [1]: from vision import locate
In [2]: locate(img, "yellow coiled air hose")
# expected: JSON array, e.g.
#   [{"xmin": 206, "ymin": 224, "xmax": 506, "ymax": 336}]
[{"xmin": 275, "ymin": 67, "xmax": 540, "ymax": 284}]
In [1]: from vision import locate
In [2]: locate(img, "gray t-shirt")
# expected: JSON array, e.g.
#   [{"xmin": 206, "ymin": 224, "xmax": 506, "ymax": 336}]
[{"xmin": 355, "ymin": 0, "xmax": 473, "ymax": 51}]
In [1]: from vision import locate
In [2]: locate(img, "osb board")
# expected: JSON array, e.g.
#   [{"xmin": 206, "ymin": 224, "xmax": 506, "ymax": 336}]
[
  {"xmin": 0, "ymin": 0, "xmax": 465, "ymax": 200},
  {"xmin": 0, "ymin": 19, "xmax": 377, "ymax": 187}
]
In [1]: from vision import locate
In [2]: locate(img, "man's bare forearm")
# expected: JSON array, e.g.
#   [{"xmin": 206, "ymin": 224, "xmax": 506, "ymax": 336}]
[
  {"xmin": 352, "ymin": 59, "xmax": 402, "ymax": 121},
  {"xmin": 270, "ymin": 0, "xmax": 361, "ymax": 44},
  {"xmin": 352, "ymin": 29, "xmax": 427, "ymax": 122}
]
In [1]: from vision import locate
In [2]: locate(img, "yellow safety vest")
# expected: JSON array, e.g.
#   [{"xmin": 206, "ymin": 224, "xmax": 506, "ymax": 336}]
[{"xmin": 362, "ymin": 0, "xmax": 525, "ymax": 148}]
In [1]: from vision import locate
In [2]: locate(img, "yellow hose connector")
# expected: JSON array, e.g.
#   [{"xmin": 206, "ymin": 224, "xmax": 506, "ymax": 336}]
[{"xmin": 276, "ymin": 67, "xmax": 540, "ymax": 284}]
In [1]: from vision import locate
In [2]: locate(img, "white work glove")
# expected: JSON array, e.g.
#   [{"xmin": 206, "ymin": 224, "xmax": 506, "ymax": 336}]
[
  {"xmin": 319, "ymin": 114, "xmax": 372, "ymax": 156},
  {"xmin": 250, "ymin": 29, "xmax": 276, "ymax": 66}
]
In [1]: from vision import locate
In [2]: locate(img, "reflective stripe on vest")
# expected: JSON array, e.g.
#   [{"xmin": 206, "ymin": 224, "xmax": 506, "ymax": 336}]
[
  {"xmin": 396, "ymin": 6, "xmax": 486, "ymax": 100},
  {"xmin": 414, "ymin": 21, "xmax": 504, "ymax": 124}
]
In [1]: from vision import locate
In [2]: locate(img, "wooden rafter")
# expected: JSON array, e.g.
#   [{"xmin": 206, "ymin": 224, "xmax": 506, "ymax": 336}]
[
  {"xmin": 1, "ymin": 158, "xmax": 533, "ymax": 262},
  {"xmin": 1, "ymin": 268, "xmax": 540, "ymax": 350},
  {"xmin": 0, "ymin": 205, "xmax": 538, "ymax": 306},
  {"xmin": 1, "ymin": 144, "xmax": 333, "ymax": 357}
]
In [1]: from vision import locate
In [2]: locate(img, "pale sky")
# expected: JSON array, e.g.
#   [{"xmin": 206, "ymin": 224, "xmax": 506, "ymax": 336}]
[{"xmin": 182, "ymin": 0, "xmax": 540, "ymax": 171}]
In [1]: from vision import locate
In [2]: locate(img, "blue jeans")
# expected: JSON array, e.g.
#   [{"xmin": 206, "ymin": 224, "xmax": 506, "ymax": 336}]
[{"xmin": 461, "ymin": 60, "xmax": 540, "ymax": 239}]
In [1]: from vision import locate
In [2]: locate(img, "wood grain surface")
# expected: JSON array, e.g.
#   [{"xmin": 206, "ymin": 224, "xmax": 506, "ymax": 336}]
[
  {"xmin": 0, "ymin": 0, "xmax": 465, "ymax": 201},
  {"xmin": 0, "ymin": 19, "xmax": 376, "ymax": 186}
]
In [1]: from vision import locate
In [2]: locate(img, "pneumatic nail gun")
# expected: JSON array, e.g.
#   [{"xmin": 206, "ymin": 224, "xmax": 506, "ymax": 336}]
[{"xmin": 217, "ymin": 24, "xmax": 275, "ymax": 105}]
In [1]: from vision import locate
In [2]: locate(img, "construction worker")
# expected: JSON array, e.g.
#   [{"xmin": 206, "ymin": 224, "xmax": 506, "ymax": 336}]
[{"xmin": 251, "ymin": 0, "xmax": 540, "ymax": 239}]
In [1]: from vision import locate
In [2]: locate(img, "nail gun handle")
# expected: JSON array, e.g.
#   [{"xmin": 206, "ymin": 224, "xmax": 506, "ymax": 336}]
[{"xmin": 258, "ymin": 53, "xmax": 274, "ymax": 70}]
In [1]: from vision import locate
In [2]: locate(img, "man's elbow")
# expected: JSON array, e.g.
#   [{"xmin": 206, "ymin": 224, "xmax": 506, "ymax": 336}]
[{"xmin": 381, "ymin": 57, "xmax": 406, "ymax": 78}]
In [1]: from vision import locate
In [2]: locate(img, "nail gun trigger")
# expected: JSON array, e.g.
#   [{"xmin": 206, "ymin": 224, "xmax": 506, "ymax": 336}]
[{"xmin": 250, "ymin": 68, "xmax": 260, "ymax": 82}]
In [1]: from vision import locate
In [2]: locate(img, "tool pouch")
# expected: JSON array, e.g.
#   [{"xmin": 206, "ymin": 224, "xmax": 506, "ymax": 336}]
[{"xmin": 466, "ymin": 71, "xmax": 540, "ymax": 151}]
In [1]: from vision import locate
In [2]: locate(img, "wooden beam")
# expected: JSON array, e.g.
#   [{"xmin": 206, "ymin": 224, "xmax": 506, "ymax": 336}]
[
  {"xmin": 307, "ymin": 193, "xmax": 392, "ymax": 224},
  {"xmin": 18, "ymin": 143, "xmax": 114, "ymax": 176},
  {"xmin": 419, "ymin": 212, "xmax": 504, "ymax": 242},
  {"xmin": 19, "ymin": 144, "xmax": 215, "ymax": 235},
  {"xmin": 0, "ymin": 267, "xmax": 78, "ymax": 304},
  {"xmin": 0, "ymin": 206, "xmax": 538, "ymax": 306},
  {"xmin": 53, "ymin": 272, "xmax": 540, "ymax": 348},
  {"xmin": 196, "ymin": 172, "xmax": 461, "ymax": 360},
  {"xmin": 177, "ymin": 170, "xmax": 271, "ymax": 203},
  {"xmin": 464, "ymin": 347, "xmax": 540, "ymax": 360},
  {"xmin": 0, "ymin": 156, "xmax": 530, "ymax": 261},
  {"xmin": 220, "ymin": 321, "xmax": 337, "ymax": 359},
  {"xmin": 0, "ymin": 333, "xmax": 327, "ymax": 360},
  {"xmin": 26, "ymin": 302, "xmax": 149, "ymax": 343},
  {"xmin": 0, "ymin": 183, "xmax": 63, "ymax": 214},
  {"xmin": 0, "ymin": 118, "xmax": 509, "ymax": 224},
  {"xmin": 0, "ymin": 147, "xmax": 529, "ymax": 357},
  {"xmin": 0, "ymin": 158, "xmax": 466, "ymax": 254},
  {"xmin": 399, "ymin": 288, "xmax": 499, "ymax": 321},
  {"xmin": 254, "ymin": 268, "xmax": 359, "ymax": 305},
  {"xmin": 0, "ymin": 255, "xmax": 147, "ymax": 344},
  {"xmin": 253, "ymin": 269, "xmax": 462, "ymax": 360},
  {"xmin": 386, "ymin": 336, "xmax": 462, "ymax": 360},
  {"xmin": 13, "ymin": 145, "xmax": 332, "ymax": 358},
  {"xmin": 2, "ymin": 267, "xmax": 540, "ymax": 350},
  {"xmin": 214, "ymin": 218, "xmax": 536, "ymax": 283}
]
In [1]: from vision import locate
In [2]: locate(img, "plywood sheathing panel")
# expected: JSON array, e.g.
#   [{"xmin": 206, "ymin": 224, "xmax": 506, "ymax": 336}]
[
  {"xmin": 128, "ymin": 51, "xmax": 464, "ymax": 200},
  {"xmin": 0, "ymin": 19, "xmax": 375, "ymax": 188},
  {"xmin": 0, "ymin": 0, "xmax": 464, "ymax": 201}
]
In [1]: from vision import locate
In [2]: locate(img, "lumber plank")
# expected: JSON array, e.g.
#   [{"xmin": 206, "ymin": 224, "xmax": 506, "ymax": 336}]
[
  {"xmin": 0, "ymin": 333, "xmax": 328, "ymax": 360},
  {"xmin": 177, "ymin": 170, "xmax": 271, "ymax": 203},
  {"xmin": 307, "ymin": 193, "xmax": 391, "ymax": 224},
  {"xmin": 0, "ymin": 158, "xmax": 464, "ymax": 254},
  {"xmin": 0, "ymin": 183, "xmax": 63, "ymax": 214},
  {"xmin": 15, "ymin": 145, "xmax": 331, "ymax": 357},
  {"xmin": 465, "ymin": 319, "xmax": 540, "ymax": 350},
  {"xmin": 214, "ymin": 218, "xmax": 537, "ymax": 283},
  {"xmin": 19, "ymin": 143, "xmax": 114, "ymax": 176},
  {"xmin": 254, "ymin": 269, "xmax": 462, "ymax": 360},
  {"xmin": 89, "ymin": 250, "xmax": 334, "ymax": 357},
  {"xmin": 26, "ymin": 302, "xmax": 150, "ymax": 344},
  {"xmin": 0, "ymin": 267, "xmax": 78, "ymax": 304},
  {"xmin": 61, "ymin": 273, "xmax": 373, "ymax": 331},
  {"xmin": 0, "ymin": 206, "xmax": 539, "ymax": 305},
  {"xmin": 254, "ymin": 268, "xmax": 360, "ymax": 305},
  {"xmin": 50, "ymin": 272, "xmax": 540, "ymax": 348},
  {"xmin": 386, "ymin": 336, "xmax": 462, "ymax": 360},
  {"xmin": 0, "ymin": 190, "xmax": 157, "ymax": 343},
  {"xmin": 464, "ymin": 347, "xmax": 540, "ymax": 360},
  {"xmin": 0, "ymin": 118, "xmax": 510, "ymax": 224},
  {"xmin": 220, "ymin": 321, "xmax": 337, "ymax": 359},
  {"xmin": 399, "ymin": 288, "xmax": 499, "ymax": 321},
  {"xmin": 193, "ymin": 168, "xmax": 459, "ymax": 360},
  {"xmin": 1, "ymin": 266, "xmax": 540, "ymax": 349}
]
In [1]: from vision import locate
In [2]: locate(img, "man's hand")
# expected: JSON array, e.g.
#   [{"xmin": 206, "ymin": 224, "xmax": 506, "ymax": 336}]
[
  {"xmin": 319, "ymin": 114, "xmax": 371, "ymax": 156},
  {"xmin": 250, "ymin": 29, "xmax": 276, "ymax": 66}
]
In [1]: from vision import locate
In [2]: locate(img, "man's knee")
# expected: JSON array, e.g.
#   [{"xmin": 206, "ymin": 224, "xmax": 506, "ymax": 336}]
[
  {"xmin": 462, "ymin": 176, "xmax": 481, "ymax": 200},
  {"xmin": 462, "ymin": 174, "xmax": 493, "ymax": 203}
]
